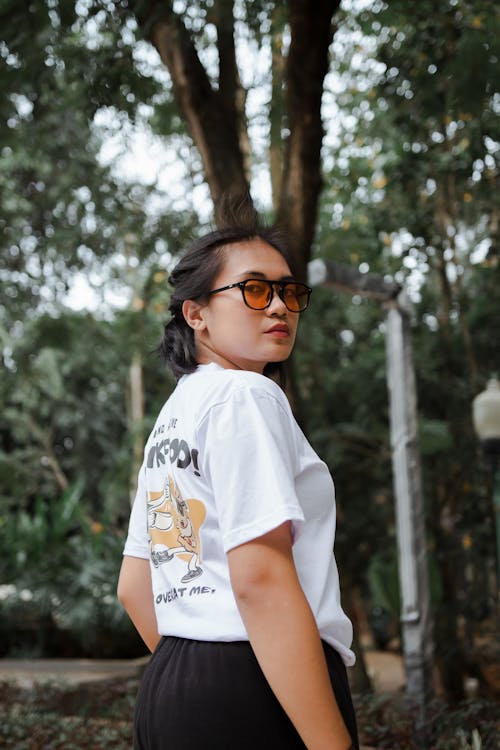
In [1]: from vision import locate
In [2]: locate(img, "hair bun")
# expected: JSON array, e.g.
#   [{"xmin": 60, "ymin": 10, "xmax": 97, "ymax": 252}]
[{"xmin": 214, "ymin": 190, "xmax": 259, "ymax": 232}]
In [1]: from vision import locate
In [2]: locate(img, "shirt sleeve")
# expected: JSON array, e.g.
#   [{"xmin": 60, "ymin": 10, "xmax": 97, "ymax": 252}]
[
  {"xmin": 123, "ymin": 462, "xmax": 150, "ymax": 559},
  {"xmin": 198, "ymin": 384, "xmax": 305, "ymax": 552}
]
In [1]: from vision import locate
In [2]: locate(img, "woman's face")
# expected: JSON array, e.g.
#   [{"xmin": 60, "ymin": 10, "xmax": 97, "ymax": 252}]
[{"xmin": 187, "ymin": 239, "xmax": 300, "ymax": 374}]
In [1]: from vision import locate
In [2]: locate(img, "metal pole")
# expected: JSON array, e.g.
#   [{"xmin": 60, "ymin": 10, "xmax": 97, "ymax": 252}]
[
  {"xmin": 385, "ymin": 294, "xmax": 433, "ymax": 726},
  {"xmin": 307, "ymin": 259, "xmax": 435, "ymax": 716}
]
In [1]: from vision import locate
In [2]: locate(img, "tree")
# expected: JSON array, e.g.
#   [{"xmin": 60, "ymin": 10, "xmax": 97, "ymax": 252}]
[
  {"xmin": 0, "ymin": 0, "xmax": 160, "ymax": 317},
  {"xmin": 312, "ymin": 0, "xmax": 500, "ymax": 700},
  {"xmin": 127, "ymin": 0, "xmax": 341, "ymax": 277},
  {"xmin": 0, "ymin": 0, "xmax": 201, "ymax": 514},
  {"xmin": 2, "ymin": 3, "xmax": 499, "ymax": 704}
]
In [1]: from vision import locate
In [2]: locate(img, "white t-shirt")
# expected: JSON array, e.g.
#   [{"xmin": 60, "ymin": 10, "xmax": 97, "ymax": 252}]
[{"xmin": 124, "ymin": 362, "xmax": 355, "ymax": 666}]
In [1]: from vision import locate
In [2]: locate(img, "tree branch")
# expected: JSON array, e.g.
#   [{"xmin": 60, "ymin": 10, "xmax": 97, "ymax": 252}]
[
  {"xmin": 131, "ymin": 0, "xmax": 248, "ymax": 203},
  {"xmin": 308, "ymin": 258, "xmax": 401, "ymax": 301},
  {"xmin": 215, "ymin": 0, "xmax": 251, "ymax": 182}
]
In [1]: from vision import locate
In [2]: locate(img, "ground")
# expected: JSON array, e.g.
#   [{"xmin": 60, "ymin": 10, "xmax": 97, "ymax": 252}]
[{"xmin": 0, "ymin": 650, "xmax": 498, "ymax": 749}]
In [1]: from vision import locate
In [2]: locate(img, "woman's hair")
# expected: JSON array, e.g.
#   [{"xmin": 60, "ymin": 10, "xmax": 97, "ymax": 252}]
[{"xmin": 158, "ymin": 199, "xmax": 296, "ymax": 383}]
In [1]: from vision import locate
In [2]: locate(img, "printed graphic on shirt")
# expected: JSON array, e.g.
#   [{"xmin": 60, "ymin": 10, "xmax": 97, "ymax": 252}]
[
  {"xmin": 147, "ymin": 475, "xmax": 206, "ymax": 584},
  {"xmin": 146, "ymin": 431, "xmax": 200, "ymax": 477}
]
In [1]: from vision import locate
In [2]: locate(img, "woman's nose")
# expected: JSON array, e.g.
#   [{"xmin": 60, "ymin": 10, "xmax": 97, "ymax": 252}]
[{"xmin": 266, "ymin": 285, "xmax": 287, "ymax": 315}]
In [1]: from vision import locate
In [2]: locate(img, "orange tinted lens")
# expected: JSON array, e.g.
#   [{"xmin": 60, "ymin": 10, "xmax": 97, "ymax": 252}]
[
  {"xmin": 283, "ymin": 283, "xmax": 308, "ymax": 311},
  {"xmin": 243, "ymin": 281, "xmax": 271, "ymax": 308}
]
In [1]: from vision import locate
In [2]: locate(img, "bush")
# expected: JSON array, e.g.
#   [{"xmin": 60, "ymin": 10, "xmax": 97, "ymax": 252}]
[
  {"xmin": 0, "ymin": 484, "xmax": 144, "ymax": 657},
  {"xmin": 353, "ymin": 692, "xmax": 499, "ymax": 749},
  {"xmin": 1, "ymin": 679, "xmax": 498, "ymax": 750},
  {"xmin": 0, "ymin": 677, "xmax": 137, "ymax": 749}
]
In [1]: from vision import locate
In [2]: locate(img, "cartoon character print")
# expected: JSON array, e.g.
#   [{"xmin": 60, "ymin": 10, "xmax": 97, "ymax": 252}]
[{"xmin": 147, "ymin": 475, "xmax": 206, "ymax": 584}]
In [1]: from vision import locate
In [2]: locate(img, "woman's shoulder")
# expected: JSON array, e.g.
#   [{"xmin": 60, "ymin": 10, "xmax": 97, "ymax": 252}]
[
  {"xmin": 217, "ymin": 367, "xmax": 281, "ymax": 391},
  {"xmin": 185, "ymin": 364, "xmax": 288, "ymax": 417},
  {"xmin": 190, "ymin": 362, "xmax": 280, "ymax": 389}
]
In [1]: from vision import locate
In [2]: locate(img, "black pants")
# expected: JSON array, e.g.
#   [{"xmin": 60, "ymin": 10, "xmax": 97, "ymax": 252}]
[{"xmin": 134, "ymin": 636, "xmax": 359, "ymax": 750}]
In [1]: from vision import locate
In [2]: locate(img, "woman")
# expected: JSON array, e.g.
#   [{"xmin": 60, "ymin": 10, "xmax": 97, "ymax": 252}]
[{"xmin": 118, "ymin": 219, "xmax": 359, "ymax": 750}]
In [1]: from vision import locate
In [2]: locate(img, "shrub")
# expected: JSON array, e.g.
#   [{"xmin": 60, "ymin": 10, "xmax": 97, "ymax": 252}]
[{"xmin": 0, "ymin": 484, "xmax": 145, "ymax": 657}]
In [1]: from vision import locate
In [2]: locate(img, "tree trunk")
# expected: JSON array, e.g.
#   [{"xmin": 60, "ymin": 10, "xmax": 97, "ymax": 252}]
[
  {"xmin": 341, "ymin": 578, "xmax": 373, "ymax": 694},
  {"xmin": 278, "ymin": 0, "xmax": 340, "ymax": 278},
  {"xmin": 132, "ymin": 0, "xmax": 249, "ymax": 204},
  {"xmin": 269, "ymin": 3, "xmax": 286, "ymax": 213},
  {"xmin": 214, "ymin": 0, "xmax": 251, "ymax": 184},
  {"xmin": 132, "ymin": 0, "xmax": 341, "ymax": 267}
]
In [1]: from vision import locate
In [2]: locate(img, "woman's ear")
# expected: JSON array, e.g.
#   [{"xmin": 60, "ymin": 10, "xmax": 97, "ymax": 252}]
[{"xmin": 182, "ymin": 299, "xmax": 207, "ymax": 332}]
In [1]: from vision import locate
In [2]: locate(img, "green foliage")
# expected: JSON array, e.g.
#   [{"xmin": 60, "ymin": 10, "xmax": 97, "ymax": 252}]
[
  {"xmin": 0, "ymin": 480, "xmax": 145, "ymax": 657},
  {"xmin": 1, "ymin": 312, "xmax": 126, "ymax": 511},
  {"xmin": 450, "ymin": 729, "xmax": 483, "ymax": 750},
  {"xmin": 418, "ymin": 418, "xmax": 454, "ymax": 455},
  {"xmin": 0, "ymin": 0, "xmax": 498, "ymax": 703},
  {"xmin": 1, "ymin": 678, "xmax": 498, "ymax": 750},
  {"xmin": 294, "ymin": 283, "xmax": 395, "ymax": 590},
  {"xmin": 367, "ymin": 553, "xmax": 401, "ymax": 616},
  {"xmin": 312, "ymin": 0, "xmax": 500, "ymax": 697},
  {"xmin": 0, "ymin": 300, "xmax": 180, "ymax": 656},
  {"xmin": 353, "ymin": 692, "xmax": 499, "ymax": 750},
  {"xmin": 0, "ymin": 0, "xmax": 191, "ymax": 333},
  {"xmin": 0, "ymin": 676, "xmax": 136, "ymax": 748}
]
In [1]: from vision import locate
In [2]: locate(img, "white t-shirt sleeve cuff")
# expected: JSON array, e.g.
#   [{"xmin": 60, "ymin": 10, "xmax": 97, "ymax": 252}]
[
  {"xmin": 122, "ymin": 542, "xmax": 150, "ymax": 559},
  {"xmin": 222, "ymin": 509, "xmax": 305, "ymax": 553},
  {"xmin": 123, "ymin": 463, "xmax": 150, "ymax": 560}
]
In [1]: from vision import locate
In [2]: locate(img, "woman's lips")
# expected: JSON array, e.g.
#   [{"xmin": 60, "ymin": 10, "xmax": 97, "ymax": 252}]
[{"xmin": 265, "ymin": 325, "xmax": 290, "ymax": 338}]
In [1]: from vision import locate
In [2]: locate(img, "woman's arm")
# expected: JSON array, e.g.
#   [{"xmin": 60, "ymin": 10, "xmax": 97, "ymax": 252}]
[
  {"xmin": 227, "ymin": 522, "xmax": 352, "ymax": 750},
  {"xmin": 117, "ymin": 555, "xmax": 161, "ymax": 653}
]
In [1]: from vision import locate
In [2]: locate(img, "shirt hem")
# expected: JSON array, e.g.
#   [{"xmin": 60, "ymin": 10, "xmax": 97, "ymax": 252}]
[
  {"xmin": 122, "ymin": 547, "xmax": 149, "ymax": 560},
  {"xmin": 222, "ymin": 510, "xmax": 305, "ymax": 553}
]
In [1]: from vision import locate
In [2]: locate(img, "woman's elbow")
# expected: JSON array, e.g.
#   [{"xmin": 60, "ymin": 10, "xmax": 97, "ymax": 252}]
[{"xmin": 116, "ymin": 573, "xmax": 130, "ymax": 607}]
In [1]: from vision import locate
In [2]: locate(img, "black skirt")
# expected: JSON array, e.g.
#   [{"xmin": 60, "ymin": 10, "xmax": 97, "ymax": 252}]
[{"xmin": 134, "ymin": 636, "xmax": 359, "ymax": 750}]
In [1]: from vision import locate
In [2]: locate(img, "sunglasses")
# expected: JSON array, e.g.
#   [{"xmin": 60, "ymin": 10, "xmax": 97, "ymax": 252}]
[{"xmin": 207, "ymin": 278, "xmax": 312, "ymax": 313}]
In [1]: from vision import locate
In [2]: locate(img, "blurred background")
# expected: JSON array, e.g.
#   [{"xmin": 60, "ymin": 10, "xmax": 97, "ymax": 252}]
[{"xmin": 1, "ymin": 0, "xmax": 499, "ymax": 733}]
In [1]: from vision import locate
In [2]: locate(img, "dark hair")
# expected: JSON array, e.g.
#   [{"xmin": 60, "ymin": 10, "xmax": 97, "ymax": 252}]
[{"xmin": 158, "ymin": 208, "xmax": 296, "ymax": 384}]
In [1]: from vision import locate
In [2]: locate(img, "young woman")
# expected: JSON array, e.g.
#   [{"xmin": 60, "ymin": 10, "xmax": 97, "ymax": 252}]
[{"xmin": 118, "ymin": 220, "xmax": 359, "ymax": 750}]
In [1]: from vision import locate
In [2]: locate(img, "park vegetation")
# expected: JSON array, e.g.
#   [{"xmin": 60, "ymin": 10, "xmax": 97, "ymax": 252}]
[{"xmin": 1, "ymin": 0, "xmax": 499, "ymax": 736}]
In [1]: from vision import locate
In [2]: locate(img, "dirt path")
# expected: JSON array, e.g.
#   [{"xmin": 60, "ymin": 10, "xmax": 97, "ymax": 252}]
[{"xmin": 0, "ymin": 650, "xmax": 405, "ymax": 692}]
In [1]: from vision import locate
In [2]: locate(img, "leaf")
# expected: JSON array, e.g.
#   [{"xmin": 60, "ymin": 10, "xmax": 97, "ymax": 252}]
[{"xmin": 418, "ymin": 418, "xmax": 453, "ymax": 455}]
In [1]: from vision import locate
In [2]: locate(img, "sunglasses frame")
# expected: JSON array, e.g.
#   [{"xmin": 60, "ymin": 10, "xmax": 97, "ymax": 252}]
[{"xmin": 207, "ymin": 278, "xmax": 312, "ymax": 313}]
